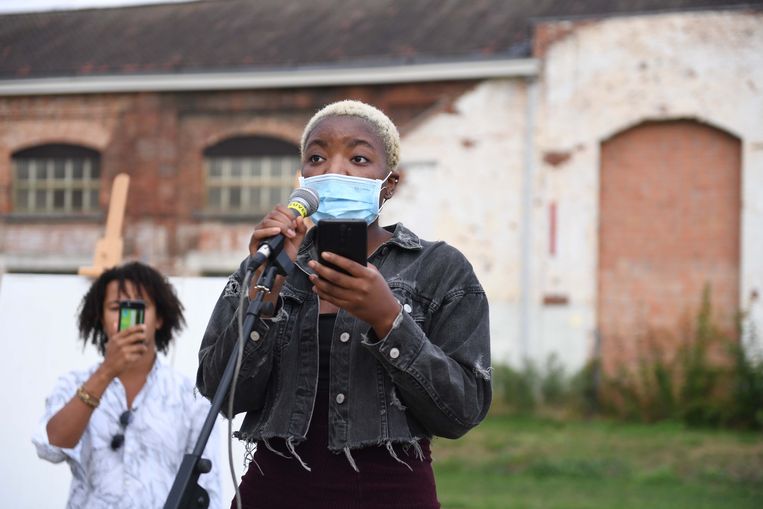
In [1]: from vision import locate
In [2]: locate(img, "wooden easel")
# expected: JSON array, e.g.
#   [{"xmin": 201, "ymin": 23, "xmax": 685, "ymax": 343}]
[{"xmin": 78, "ymin": 173, "xmax": 130, "ymax": 277}]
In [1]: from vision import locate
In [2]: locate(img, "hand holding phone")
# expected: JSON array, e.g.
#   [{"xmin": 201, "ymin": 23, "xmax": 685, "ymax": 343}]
[
  {"xmin": 315, "ymin": 219, "xmax": 367, "ymax": 275},
  {"xmin": 118, "ymin": 300, "xmax": 145, "ymax": 332},
  {"xmin": 309, "ymin": 220, "xmax": 400, "ymax": 336}
]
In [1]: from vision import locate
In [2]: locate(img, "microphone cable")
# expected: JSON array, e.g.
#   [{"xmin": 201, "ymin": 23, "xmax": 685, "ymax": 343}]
[{"xmin": 226, "ymin": 267, "xmax": 254, "ymax": 509}]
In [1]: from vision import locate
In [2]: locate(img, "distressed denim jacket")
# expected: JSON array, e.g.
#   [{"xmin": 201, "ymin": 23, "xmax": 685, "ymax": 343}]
[{"xmin": 197, "ymin": 223, "xmax": 491, "ymax": 464}]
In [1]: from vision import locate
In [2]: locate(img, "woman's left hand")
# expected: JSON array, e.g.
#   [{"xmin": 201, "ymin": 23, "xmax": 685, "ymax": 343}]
[{"xmin": 308, "ymin": 252, "xmax": 401, "ymax": 338}]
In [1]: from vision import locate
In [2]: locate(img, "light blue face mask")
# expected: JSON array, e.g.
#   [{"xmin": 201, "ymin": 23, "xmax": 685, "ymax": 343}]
[{"xmin": 298, "ymin": 172, "xmax": 392, "ymax": 224}]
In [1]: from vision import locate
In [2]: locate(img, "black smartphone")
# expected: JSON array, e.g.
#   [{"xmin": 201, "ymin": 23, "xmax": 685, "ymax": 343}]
[
  {"xmin": 315, "ymin": 219, "xmax": 367, "ymax": 275},
  {"xmin": 118, "ymin": 300, "xmax": 145, "ymax": 331}
]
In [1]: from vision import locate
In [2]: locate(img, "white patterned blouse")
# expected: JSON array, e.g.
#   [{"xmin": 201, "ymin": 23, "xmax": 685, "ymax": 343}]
[{"xmin": 33, "ymin": 358, "xmax": 223, "ymax": 509}]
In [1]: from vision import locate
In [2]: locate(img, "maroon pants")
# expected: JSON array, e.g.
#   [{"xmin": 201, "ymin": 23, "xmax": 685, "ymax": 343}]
[{"xmin": 233, "ymin": 399, "xmax": 439, "ymax": 509}]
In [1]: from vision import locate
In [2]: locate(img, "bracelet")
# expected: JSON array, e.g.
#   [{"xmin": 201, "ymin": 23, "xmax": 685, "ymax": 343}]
[
  {"xmin": 76, "ymin": 385, "xmax": 100, "ymax": 409},
  {"xmin": 391, "ymin": 301, "xmax": 404, "ymax": 330}
]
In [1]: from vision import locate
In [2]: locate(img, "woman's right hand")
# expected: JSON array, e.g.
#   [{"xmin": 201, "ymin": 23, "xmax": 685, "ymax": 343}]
[
  {"xmin": 247, "ymin": 205, "xmax": 309, "ymax": 301},
  {"xmin": 101, "ymin": 324, "xmax": 148, "ymax": 378},
  {"xmin": 249, "ymin": 205, "xmax": 308, "ymax": 264}
]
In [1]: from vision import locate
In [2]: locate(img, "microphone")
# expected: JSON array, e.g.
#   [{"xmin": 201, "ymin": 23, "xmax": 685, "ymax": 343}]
[{"xmin": 246, "ymin": 187, "xmax": 320, "ymax": 273}]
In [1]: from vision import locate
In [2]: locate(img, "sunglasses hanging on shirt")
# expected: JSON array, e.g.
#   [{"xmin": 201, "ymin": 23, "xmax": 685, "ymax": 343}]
[{"xmin": 110, "ymin": 409, "xmax": 134, "ymax": 451}]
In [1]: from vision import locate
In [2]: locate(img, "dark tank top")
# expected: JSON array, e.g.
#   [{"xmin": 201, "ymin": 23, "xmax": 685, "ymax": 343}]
[{"xmin": 234, "ymin": 313, "xmax": 440, "ymax": 509}]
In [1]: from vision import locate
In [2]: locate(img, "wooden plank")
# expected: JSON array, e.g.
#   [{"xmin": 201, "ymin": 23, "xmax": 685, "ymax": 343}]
[{"xmin": 78, "ymin": 173, "xmax": 130, "ymax": 277}]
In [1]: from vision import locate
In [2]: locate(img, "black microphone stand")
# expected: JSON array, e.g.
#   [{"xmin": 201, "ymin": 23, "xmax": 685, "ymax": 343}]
[{"xmin": 163, "ymin": 248, "xmax": 294, "ymax": 509}]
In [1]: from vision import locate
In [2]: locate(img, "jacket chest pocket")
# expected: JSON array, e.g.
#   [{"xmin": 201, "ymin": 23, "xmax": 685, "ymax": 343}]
[
  {"xmin": 274, "ymin": 283, "xmax": 315, "ymax": 353},
  {"xmin": 388, "ymin": 281, "xmax": 430, "ymax": 328},
  {"xmin": 273, "ymin": 295, "xmax": 303, "ymax": 353}
]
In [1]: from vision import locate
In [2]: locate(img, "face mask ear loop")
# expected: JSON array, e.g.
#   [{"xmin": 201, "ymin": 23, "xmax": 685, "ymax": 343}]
[
  {"xmin": 379, "ymin": 171, "xmax": 395, "ymax": 207},
  {"xmin": 373, "ymin": 172, "xmax": 395, "ymax": 221},
  {"xmin": 379, "ymin": 171, "xmax": 395, "ymax": 204}
]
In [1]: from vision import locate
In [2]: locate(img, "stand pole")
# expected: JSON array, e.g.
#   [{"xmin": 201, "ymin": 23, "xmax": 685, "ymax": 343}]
[{"xmin": 164, "ymin": 250, "xmax": 293, "ymax": 509}]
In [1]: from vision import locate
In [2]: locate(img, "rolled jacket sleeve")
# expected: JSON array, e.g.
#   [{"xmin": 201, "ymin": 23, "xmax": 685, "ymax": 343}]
[{"xmin": 362, "ymin": 290, "xmax": 492, "ymax": 439}]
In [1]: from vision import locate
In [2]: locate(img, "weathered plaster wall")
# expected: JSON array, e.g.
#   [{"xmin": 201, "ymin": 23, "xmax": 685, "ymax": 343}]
[
  {"xmin": 537, "ymin": 11, "xmax": 763, "ymax": 365},
  {"xmin": 384, "ymin": 79, "xmax": 530, "ymax": 363},
  {"xmin": 385, "ymin": 10, "xmax": 763, "ymax": 370}
]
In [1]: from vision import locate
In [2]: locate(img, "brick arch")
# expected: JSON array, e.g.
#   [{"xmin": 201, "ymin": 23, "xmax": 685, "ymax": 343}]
[
  {"xmin": 4, "ymin": 120, "xmax": 112, "ymax": 155},
  {"xmin": 202, "ymin": 122, "xmax": 303, "ymax": 153},
  {"xmin": 600, "ymin": 115, "xmax": 742, "ymax": 148},
  {"xmin": 597, "ymin": 119, "xmax": 741, "ymax": 371},
  {"xmin": 203, "ymin": 135, "xmax": 299, "ymax": 157}
]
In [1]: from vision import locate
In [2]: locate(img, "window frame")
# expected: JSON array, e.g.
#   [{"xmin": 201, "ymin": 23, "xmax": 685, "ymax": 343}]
[
  {"xmin": 201, "ymin": 136, "xmax": 300, "ymax": 221},
  {"xmin": 9, "ymin": 144, "xmax": 102, "ymax": 219}
]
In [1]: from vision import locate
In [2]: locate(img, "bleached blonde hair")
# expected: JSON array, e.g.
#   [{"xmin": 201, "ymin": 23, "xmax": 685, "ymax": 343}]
[{"xmin": 300, "ymin": 100, "xmax": 401, "ymax": 171}]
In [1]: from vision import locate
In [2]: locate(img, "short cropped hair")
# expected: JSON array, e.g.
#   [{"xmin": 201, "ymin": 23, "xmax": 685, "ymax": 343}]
[
  {"xmin": 78, "ymin": 261, "xmax": 185, "ymax": 355},
  {"xmin": 300, "ymin": 100, "xmax": 401, "ymax": 172}
]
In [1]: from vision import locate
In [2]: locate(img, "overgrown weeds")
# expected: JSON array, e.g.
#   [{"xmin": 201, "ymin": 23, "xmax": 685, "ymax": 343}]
[{"xmin": 491, "ymin": 286, "xmax": 763, "ymax": 430}]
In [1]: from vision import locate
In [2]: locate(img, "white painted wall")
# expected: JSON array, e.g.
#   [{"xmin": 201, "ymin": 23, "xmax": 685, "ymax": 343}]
[
  {"xmin": 384, "ymin": 77, "xmax": 593, "ymax": 369},
  {"xmin": 384, "ymin": 79, "xmax": 529, "ymax": 365},
  {"xmin": 0, "ymin": 273, "xmax": 247, "ymax": 509}
]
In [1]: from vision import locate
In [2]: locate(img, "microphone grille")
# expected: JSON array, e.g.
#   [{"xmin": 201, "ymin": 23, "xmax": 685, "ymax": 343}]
[{"xmin": 288, "ymin": 187, "xmax": 320, "ymax": 217}]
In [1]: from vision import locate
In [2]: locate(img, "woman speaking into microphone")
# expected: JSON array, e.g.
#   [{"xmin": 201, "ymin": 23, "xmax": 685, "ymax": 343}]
[{"xmin": 197, "ymin": 100, "xmax": 491, "ymax": 509}]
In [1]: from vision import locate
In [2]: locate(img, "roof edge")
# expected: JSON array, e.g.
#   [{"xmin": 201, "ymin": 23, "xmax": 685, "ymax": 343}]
[
  {"xmin": 529, "ymin": 2, "xmax": 763, "ymax": 24},
  {"xmin": 0, "ymin": 58, "xmax": 539, "ymax": 96}
]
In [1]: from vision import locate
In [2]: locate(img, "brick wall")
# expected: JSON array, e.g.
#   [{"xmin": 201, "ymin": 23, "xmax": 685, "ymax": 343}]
[
  {"xmin": 0, "ymin": 82, "xmax": 473, "ymax": 274},
  {"xmin": 597, "ymin": 120, "xmax": 741, "ymax": 370}
]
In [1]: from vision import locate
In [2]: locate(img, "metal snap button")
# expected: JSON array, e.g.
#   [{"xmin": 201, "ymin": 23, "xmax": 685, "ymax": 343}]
[
  {"xmin": 390, "ymin": 348, "xmax": 400, "ymax": 359},
  {"xmin": 403, "ymin": 303, "xmax": 412, "ymax": 313},
  {"xmin": 335, "ymin": 393, "xmax": 345, "ymax": 404},
  {"xmin": 339, "ymin": 332, "xmax": 350, "ymax": 343},
  {"xmin": 249, "ymin": 331, "xmax": 261, "ymax": 342}
]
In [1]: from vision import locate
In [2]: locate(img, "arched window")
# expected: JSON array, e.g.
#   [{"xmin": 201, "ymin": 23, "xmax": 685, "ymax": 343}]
[
  {"xmin": 203, "ymin": 136, "xmax": 300, "ymax": 217},
  {"xmin": 12, "ymin": 144, "xmax": 101, "ymax": 214}
]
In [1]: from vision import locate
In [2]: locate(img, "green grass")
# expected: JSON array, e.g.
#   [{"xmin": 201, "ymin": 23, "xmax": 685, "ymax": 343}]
[{"xmin": 432, "ymin": 414, "xmax": 763, "ymax": 509}]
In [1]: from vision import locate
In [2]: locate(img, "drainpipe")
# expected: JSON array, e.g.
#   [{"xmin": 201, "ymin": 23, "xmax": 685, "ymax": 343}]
[{"xmin": 519, "ymin": 77, "xmax": 538, "ymax": 364}]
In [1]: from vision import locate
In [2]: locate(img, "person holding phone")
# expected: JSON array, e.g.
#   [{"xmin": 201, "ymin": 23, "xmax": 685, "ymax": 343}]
[
  {"xmin": 34, "ymin": 261, "xmax": 222, "ymax": 509},
  {"xmin": 198, "ymin": 100, "xmax": 491, "ymax": 509}
]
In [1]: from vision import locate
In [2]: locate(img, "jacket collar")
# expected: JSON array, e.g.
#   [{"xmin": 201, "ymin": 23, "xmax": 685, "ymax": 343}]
[{"xmin": 382, "ymin": 223, "xmax": 423, "ymax": 251}]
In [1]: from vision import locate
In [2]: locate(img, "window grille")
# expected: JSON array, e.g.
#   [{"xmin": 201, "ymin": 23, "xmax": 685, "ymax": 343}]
[
  {"xmin": 12, "ymin": 144, "xmax": 100, "ymax": 214},
  {"xmin": 204, "ymin": 136, "xmax": 299, "ymax": 217}
]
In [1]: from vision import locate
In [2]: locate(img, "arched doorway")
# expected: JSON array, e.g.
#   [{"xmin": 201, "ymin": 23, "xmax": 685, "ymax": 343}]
[{"xmin": 597, "ymin": 120, "xmax": 741, "ymax": 370}]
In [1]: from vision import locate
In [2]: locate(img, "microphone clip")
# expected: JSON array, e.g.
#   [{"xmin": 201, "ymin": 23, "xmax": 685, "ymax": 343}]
[{"xmin": 246, "ymin": 235, "xmax": 294, "ymax": 281}]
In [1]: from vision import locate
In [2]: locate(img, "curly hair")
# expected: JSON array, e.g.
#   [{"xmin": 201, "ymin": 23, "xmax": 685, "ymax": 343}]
[{"xmin": 77, "ymin": 261, "xmax": 185, "ymax": 355}]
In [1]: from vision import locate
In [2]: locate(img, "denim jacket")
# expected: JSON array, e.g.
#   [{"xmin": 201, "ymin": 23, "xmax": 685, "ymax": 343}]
[{"xmin": 197, "ymin": 223, "xmax": 491, "ymax": 462}]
